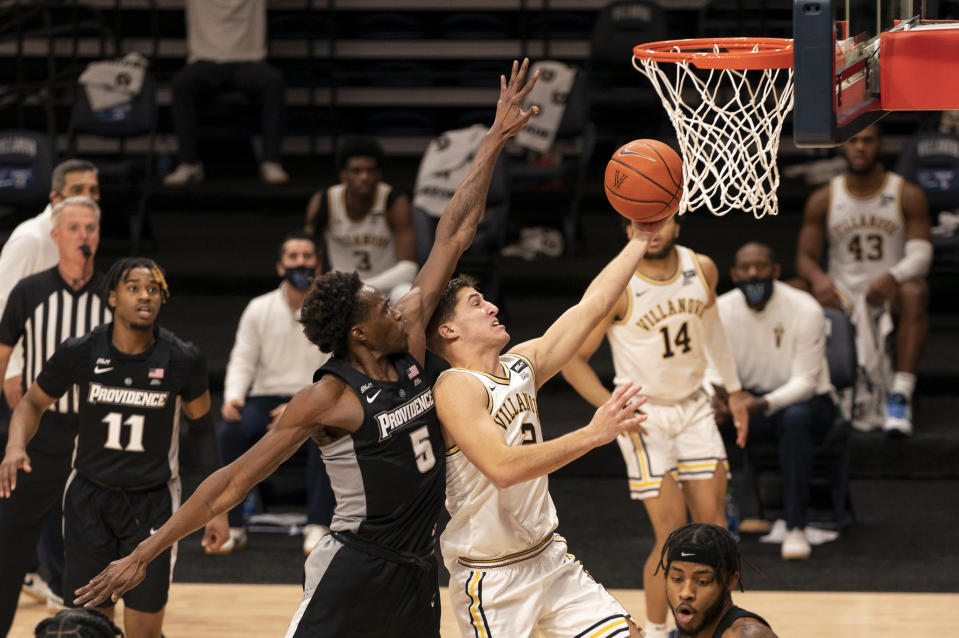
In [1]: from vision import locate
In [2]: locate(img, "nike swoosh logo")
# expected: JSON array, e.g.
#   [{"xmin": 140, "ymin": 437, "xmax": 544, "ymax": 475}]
[
  {"xmin": 149, "ymin": 528, "xmax": 158, "ymax": 535},
  {"xmin": 365, "ymin": 389, "xmax": 382, "ymax": 403},
  {"xmin": 680, "ymin": 551, "xmax": 695, "ymax": 557},
  {"xmin": 93, "ymin": 366, "xmax": 114, "ymax": 374},
  {"xmin": 635, "ymin": 290, "xmax": 647, "ymax": 297},
  {"xmin": 618, "ymin": 148, "xmax": 655, "ymax": 160}
]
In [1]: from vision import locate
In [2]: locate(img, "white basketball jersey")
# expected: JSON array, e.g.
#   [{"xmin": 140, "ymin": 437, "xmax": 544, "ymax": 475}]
[
  {"xmin": 439, "ymin": 353, "xmax": 559, "ymax": 564},
  {"xmin": 323, "ymin": 182, "xmax": 396, "ymax": 278},
  {"xmin": 607, "ymin": 246, "xmax": 711, "ymax": 403},
  {"xmin": 826, "ymin": 173, "xmax": 906, "ymax": 300}
]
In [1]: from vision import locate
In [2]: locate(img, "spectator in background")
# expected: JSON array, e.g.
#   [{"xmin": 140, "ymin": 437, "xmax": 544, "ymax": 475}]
[
  {"xmin": 712, "ymin": 242, "xmax": 835, "ymax": 561},
  {"xmin": 211, "ymin": 232, "xmax": 334, "ymax": 556},
  {"xmin": 796, "ymin": 123, "xmax": 932, "ymax": 436},
  {"xmin": 163, "ymin": 0, "xmax": 289, "ymax": 186},
  {"xmin": 0, "ymin": 197, "xmax": 112, "ymax": 636},
  {"xmin": 304, "ymin": 136, "xmax": 418, "ymax": 304}
]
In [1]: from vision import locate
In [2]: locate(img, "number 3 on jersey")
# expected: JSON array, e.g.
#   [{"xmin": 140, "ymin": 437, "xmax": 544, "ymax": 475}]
[
  {"xmin": 102, "ymin": 412, "xmax": 145, "ymax": 452},
  {"xmin": 409, "ymin": 425, "xmax": 436, "ymax": 473}
]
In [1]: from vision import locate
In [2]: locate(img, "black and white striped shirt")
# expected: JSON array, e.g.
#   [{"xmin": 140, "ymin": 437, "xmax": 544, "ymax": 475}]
[{"xmin": 0, "ymin": 266, "xmax": 111, "ymax": 414}]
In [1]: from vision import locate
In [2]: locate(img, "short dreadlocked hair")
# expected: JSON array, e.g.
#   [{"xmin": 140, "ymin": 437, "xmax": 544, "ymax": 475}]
[
  {"xmin": 102, "ymin": 257, "xmax": 170, "ymax": 304},
  {"xmin": 300, "ymin": 271, "xmax": 368, "ymax": 357},
  {"xmin": 35, "ymin": 607, "xmax": 122, "ymax": 637},
  {"xmin": 657, "ymin": 522, "xmax": 744, "ymax": 591},
  {"xmin": 426, "ymin": 274, "xmax": 479, "ymax": 354}
]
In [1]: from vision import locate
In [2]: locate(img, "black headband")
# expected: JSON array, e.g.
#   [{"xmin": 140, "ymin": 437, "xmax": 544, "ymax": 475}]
[{"xmin": 667, "ymin": 545, "xmax": 721, "ymax": 569}]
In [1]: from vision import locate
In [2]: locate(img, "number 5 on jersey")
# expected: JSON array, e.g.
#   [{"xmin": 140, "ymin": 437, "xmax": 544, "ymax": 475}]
[{"xmin": 410, "ymin": 425, "xmax": 435, "ymax": 473}]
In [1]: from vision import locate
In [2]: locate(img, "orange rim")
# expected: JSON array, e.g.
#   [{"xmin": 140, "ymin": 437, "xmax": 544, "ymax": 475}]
[{"xmin": 633, "ymin": 37, "xmax": 794, "ymax": 70}]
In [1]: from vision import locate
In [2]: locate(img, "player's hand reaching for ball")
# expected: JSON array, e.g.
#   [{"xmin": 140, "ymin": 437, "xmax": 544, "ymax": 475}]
[
  {"xmin": 489, "ymin": 58, "xmax": 540, "ymax": 140},
  {"xmin": 73, "ymin": 549, "xmax": 149, "ymax": 608},
  {"xmin": 0, "ymin": 446, "xmax": 31, "ymax": 498},
  {"xmin": 630, "ymin": 215, "xmax": 674, "ymax": 241},
  {"xmin": 586, "ymin": 382, "xmax": 649, "ymax": 446}
]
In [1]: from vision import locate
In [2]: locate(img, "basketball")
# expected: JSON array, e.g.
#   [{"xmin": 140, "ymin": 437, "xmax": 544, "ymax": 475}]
[{"xmin": 604, "ymin": 139, "xmax": 683, "ymax": 222}]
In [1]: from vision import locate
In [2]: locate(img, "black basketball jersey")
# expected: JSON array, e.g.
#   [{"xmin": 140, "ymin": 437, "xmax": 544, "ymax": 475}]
[
  {"xmin": 315, "ymin": 351, "xmax": 446, "ymax": 555},
  {"xmin": 36, "ymin": 323, "xmax": 208, "ymax": 488},
  {"xmin": 712, "ymin": 605, "xmax": 771, "ymax": 638}
]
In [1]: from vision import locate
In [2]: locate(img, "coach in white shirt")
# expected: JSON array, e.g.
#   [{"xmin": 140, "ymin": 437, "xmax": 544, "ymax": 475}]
[
  {"xmin": 214, "ymin": 232, "xmax": 332, "ymax": 555},
  {"xmin": 711, "ymin": 242, "xmax": 835, "ymax": 561}
]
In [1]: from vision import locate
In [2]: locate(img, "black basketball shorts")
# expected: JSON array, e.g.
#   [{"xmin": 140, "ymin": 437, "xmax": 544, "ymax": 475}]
[{"xmin": 62, "ymin": 472, "xmax": 179, "ymax": 613}]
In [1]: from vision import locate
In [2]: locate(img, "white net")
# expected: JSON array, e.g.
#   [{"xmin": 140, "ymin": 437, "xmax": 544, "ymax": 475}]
[{"xmin": 633, "ymin": 46, "xmax": 795, "ymax": 218}]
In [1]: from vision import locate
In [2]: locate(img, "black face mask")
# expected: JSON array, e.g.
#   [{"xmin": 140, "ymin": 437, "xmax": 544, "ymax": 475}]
[
  {"xmin": 284, "ymin": 266, "xmax": 314, "ymax": 291},
  {"xmin": 737, "ymin": 277, "xmax": 774, "ymax": 306}
]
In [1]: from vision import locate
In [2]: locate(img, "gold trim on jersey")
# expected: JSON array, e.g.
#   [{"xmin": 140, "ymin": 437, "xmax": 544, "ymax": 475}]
[
  {"xmin": 689, "ymin": 250, "xmax": 712, "ymax": 298},
  {"xmin": 465, "ymin": 571, "xmax": 491, "ymax": 637},
  {"xmin": 457, "ymin": 532, "xmax": 554, "ymax": 569},
  {"xmin": 612, "ymin": 286, "xmax": 632, "ymax": 327},
  {"xmin": 583, "ymin": 617, "xmax": 630, "ymax": 638},
  {"xmin": 840, "ymin": 172, "xmax": 890, "ymax": 203},
  {"xmin": 633, "ymin": 246, "xmax": 681, "ymax": 286},
  {"xmin": 445, "ymin": 445, "xmax": 461, "ymax": 457}
]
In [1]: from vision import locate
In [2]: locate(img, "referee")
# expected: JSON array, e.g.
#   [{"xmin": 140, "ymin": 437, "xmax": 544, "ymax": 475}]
[
  {"xmin": 0, "ymin": 196, "xmax": 111, "ymax": 635},
  {"xmin": 0, "ymin": 257, "xmax": 227, "ymax": 638}
]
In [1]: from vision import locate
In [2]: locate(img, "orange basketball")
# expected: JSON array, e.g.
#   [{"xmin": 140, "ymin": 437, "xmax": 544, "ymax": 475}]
[{"xmin": 604, "ymin": 139, "xmax": 683, "ymax": 222}]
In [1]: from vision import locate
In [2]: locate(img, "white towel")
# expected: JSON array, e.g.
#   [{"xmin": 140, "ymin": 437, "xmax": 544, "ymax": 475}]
[
  {"xmin": 78, "ymin": 52, "xmax": 148, "ymax": 111},
  {"xmin": 413, "ymin": 124, "xmax": 489, "ymax": 218},
  {"xmin": 846, "ymin": 294, "xmax": 894, "ymax": 431},
  {"xmin": 515, "ymin": 60, "xmax": 577, "ymax": 154}
]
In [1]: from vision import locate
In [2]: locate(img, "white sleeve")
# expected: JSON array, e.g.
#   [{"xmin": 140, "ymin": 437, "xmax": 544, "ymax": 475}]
[
  {"xmin": 0, "ymin": 234, "xmax": 41, "ymax": 318},
  {"xmin": 762, "ymin": 303, "xmax": 827, "ymax": 414},
  {"xmin": 364, "ymin": 259, "xmax": 418, "ymax": 293},
  {"xmin": 702, "ymin": 302, "xmax": 742, "ymax": 394},
  {"xmin": 888, "ymin": 238, "xmax": 933, "ymax": 283},
  {"xmin": 222, "ymin": 300, "xmax": 261, "ymax": 402}
]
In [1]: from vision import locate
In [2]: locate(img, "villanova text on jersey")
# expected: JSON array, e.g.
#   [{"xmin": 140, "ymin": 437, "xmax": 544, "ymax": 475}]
[{"xmin": 634, "ymin": 296, "xmax": 708, "ymax": 331}]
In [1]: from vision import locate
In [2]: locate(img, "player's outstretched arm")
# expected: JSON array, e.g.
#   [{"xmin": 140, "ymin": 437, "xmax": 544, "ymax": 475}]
[
  {"xmin": 0, "ymin": 383, "xmax": 57, "ymax": 497},
  {"xmin": 436, "ymin": 373, "xmax": 646, "ymax": 488},
  {"xmin": 514, "ymin": 219, "xmax": 663, "ymax": 388},
  {"xmin": 397, "ymin": 59, "xmax": 539, "ymax": 358},
  {"xmin": 73, "ymin": 382, "xmax": 338, "ymax": 607}
]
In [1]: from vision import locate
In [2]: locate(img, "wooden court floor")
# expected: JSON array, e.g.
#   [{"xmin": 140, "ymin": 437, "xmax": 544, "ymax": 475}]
[{"xmin": 10, "ymin": 584, "xmax": 959, "ymax": 637}]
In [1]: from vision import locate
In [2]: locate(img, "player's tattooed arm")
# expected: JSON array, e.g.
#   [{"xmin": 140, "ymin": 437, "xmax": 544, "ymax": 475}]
[{"xmin": 404, "ymin": 59, "xmax": 540, "ymax": 334}]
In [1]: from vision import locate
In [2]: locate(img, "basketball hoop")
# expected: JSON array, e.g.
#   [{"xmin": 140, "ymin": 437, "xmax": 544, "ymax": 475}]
[{"xmin": 632, "ymin": 37, "xmax": 794, "ymax": 218}]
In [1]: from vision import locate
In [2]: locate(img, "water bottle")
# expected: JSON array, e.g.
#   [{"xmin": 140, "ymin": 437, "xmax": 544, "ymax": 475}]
[
  {"xmin": 725, "ymin": 487, "xmax": 741, "ymax": 542},
  {"xmin": 241, "ymin": 491, "xmax": 257, "ymax": 525}
]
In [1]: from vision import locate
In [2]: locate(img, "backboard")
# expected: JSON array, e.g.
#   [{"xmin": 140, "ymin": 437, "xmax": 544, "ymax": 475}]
[{"xmin": 793, "ymin": 0, "xmax": 919, "ymax": 147}]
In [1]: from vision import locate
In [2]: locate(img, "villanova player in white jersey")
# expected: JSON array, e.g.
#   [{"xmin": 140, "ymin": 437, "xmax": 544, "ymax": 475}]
[
  {"xmin": 73, "ymin": 60, "xmax": 542, "ymax": 638},
  {"xmin": 428, "ymin": 224, "xmax": 662, "ymax": 638},
  {"xmin": 562, "ymin": 217, "xmax": 748, "ymax": 638},
  {"xmin": 305, "ymin": 136, "xmax": 418, "ymax": 303},
  {"xmin": 797, "ymin": 123, "xmax": 933, "ymax": 436}
]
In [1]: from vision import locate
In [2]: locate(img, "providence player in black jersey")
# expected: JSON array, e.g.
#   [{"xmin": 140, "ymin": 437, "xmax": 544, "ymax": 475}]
[
  {"xmin": 0, "ymin": 258, "xmax": 227, "ymax": 638},
  {"xmin": 74, "ymin": 59, "xmax": 540, "ymax": 638},
  {"xmin": 660, "ymin": 523, "xmax": 777, "ymax": 638}
]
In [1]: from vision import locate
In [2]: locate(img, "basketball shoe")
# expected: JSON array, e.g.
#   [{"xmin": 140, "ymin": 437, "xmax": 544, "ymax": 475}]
[
  {"xmin": 162, "ymin": 162, "xmax": 204, "ymax": 187},
  {"xmin": 883, "ymin": 393, "xmax": 913, "ymax": 438},
  {"xmin": 781, "ymin": 527, "xmax": 811, "ymax": 560}
]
